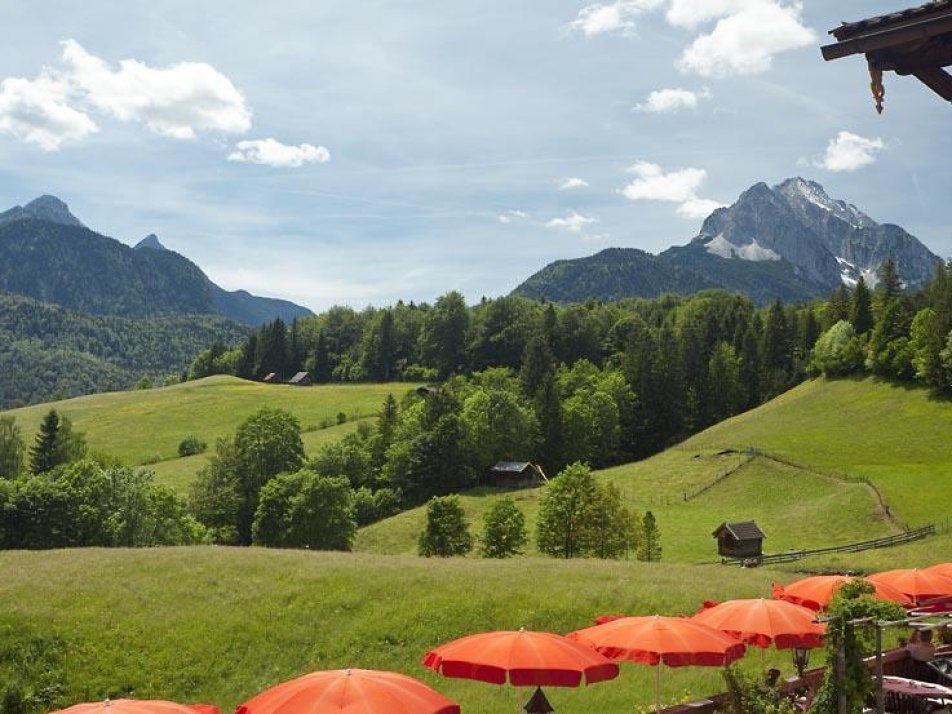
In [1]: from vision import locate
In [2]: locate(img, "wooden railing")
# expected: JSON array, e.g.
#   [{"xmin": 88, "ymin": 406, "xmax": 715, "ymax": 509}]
[
  {"xmin": 719, "ymin": 525, "xmax": 936, "ymax": 567},
  {"xmin": 657, "ymin": 648, "xmax": 915, "ymax": 713}
]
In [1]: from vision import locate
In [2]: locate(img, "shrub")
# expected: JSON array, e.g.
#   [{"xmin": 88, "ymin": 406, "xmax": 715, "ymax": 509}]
[
  {"xmin": 178, "ymin": 436, "xmax": 207, "ymax": 458},
  {"xmin": 418, "ymin": 495, "xmax": 473, "ymax": 557},
  {"xmin": 479, "ymin": 496, "xmax": 527, "ymax": 558},
  {"xmin": 336, "ymin": 412, "xmax": 347, "ymax": 425}
]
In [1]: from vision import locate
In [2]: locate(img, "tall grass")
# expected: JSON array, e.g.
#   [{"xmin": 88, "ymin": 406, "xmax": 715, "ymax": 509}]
[{"xmin": 1, "ymin": 547, "xmax": 814, "ymax": 714}]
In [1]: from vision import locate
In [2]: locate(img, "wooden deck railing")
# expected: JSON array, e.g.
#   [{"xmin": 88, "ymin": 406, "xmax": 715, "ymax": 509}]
[{"xmin": 657, "ymin": 648, "xmax": 915, "ymax": 713}]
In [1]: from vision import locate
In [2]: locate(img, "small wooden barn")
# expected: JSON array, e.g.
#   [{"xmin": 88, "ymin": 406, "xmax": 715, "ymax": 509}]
[
  {"xmin": 288, "ymin": 371, "xmax": 313, "ymax": 386},
  {"xmin": 261, "ymin": 372, "xmax": 279, "ymax": 384},
  {"xmin": 486, "ymin": 461, "xmax": 544, "ymax": 489},
  {"xmin": 712, "ymin": 521, "xmax": 767, "ymax": 559},
  {"xmin": 416, "ymin": 386, "xmax": 438, "ymax": 398}
]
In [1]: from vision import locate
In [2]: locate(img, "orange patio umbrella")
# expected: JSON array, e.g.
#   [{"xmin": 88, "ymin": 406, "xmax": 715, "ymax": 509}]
[
  {"xmin": 868, "ymin": 568, "xmax": 952, "ymax": 606},
  {"xmin": 235, "ymin": 668, "xmax": 460, "ymax": 714},
  {"xmin": 423, "ymin": 628, "xmax": 619, "ymax": 711},
  {"xmin": 691, "ymin": 598, "xmax": 825, "ymax": 650},
  {"xmin": 568, "ymin": 615, "xmax": 746, "ymax": 713},
  {"xmin": 773, "ymin": 575, "xmax": 914, "ymax": 611},
  {"xmin": 51, "ymin": 701, "xmax": 219, "ymax": 714}
]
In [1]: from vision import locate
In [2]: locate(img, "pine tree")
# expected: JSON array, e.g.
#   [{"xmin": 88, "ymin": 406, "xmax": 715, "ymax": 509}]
[
  {"xmin": 851, "ymin": 277, "xmax": 873, "ymax": 335},
  {"xmin": 520, "ymin": 332, "xmax": 555, "ymax": 400},
  {"xmin": 874, "ymin": 257, "xmax": 902, "ymax": 319},
  {"xmin": 637, "ymin": 510, "xmax": 662, "ymax": 562},
  {"xmin": 311, "ymin": 330, "xmax": 332, "ymax": 383},
  {"xmin": 827, "ymin": 284, "xmax": 851, "ymax": 328},
  {"xmin": 29, "ymin": 409, "xmax": 60, "ymax": 475}
]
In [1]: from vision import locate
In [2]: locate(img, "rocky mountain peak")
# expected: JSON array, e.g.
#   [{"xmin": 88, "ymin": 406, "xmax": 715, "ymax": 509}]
[
  {"xmin": 23, "ymin": 195, "xmax": 85, "ymax": 227},
  {"xmin": 0, "ymin": 195, "xmax": 85, "ymax": 229},
  {"xmin": 773, "ymin": 176, "xmax": 876, "ymax": 230},
  {"xmin": 134, "ymin": 234, "xmax": 168, "ymax": 251}
]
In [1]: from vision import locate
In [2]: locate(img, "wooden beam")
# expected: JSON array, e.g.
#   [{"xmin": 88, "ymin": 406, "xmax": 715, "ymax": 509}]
[
  {"xmin": 880, "ymin": 44, "xmax": 952, "ymax": 73},
  {"xmin": 821, "ymin": 13, "xmax": 952, "ymax": 61},
  {"xmin": 912, "ymin": 66, "xmax": 952, "ymax": 101}
]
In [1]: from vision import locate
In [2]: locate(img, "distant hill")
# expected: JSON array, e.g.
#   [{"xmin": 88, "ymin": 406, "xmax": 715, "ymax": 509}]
[
  {"xmin": 513, "ymin": 177, "xmax": 944, "ymax": 305},
  {"xmin": 0, "ymin": 290, "xmax": 249, "ymax": 407},
  {"xmin": 0, "ymin": 196, "xmax": 312, "ymax": 325}
]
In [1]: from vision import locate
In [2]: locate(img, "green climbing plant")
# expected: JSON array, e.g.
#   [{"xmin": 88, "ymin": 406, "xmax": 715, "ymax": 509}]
[{"xmin": 809, "ymin": 580, "xmax": 906, "ymax": 714}]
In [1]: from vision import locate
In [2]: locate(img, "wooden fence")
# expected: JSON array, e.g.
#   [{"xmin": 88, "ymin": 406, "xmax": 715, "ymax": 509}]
[{"xmin": 719, "ymin": 525, "xmax": 936, "ymax": 567}]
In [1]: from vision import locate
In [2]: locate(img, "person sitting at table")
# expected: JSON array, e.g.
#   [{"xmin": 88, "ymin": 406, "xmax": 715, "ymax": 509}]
[{"xmin": 907, "ymin": 628, "xmax": 936, "ymax": 662}]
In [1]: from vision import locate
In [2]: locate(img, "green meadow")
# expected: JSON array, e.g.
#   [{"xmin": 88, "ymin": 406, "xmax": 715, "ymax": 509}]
[
  {"xmin": 1, "ymin": 376, "xmax": 417, "ymax": 490},
  {"xmin": 0, "ymin": 547, "xmax": 834, "ymax": 714}
]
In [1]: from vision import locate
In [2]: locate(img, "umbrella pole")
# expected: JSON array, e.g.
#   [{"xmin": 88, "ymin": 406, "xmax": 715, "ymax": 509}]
[{"xmin": 655, "ymin": 665, "xmax": 663, "ymax": 714}]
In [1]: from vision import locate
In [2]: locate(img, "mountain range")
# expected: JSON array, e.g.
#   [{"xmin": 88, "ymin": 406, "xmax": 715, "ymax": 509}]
[
  {"xmin": 513, "ymin": 178, "xmax": 944, "ymax": 305},
  {"xmin": 0, "ymin": 195, "xmax": 312, "ymax": 325}
]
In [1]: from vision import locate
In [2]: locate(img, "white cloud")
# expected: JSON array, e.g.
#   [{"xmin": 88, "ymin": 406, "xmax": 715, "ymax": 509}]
[
  {"xmin": 622, "ymin": 161, "xmax": 706, "ymax": 202},
  {"xmin": 559, "ymin": 176, "xmax": 589, "ymax": 190},
  {"xmin": 228, "ymin": 138, "xmax": 330, "ymax": 167},
  {"xmin": 545, "ymin": 211, "xmax": 598, "ymax": 232},
  {"xmin": 0, "ymin": 73, "xmax": 98, "ymax": 151},
  {"xmin": 677, "ymin": 197, "xmax": 726, "ymax": 218},
  {"xmin": 582, "ymin": 232, "xmax": 610, "ymax": 242},
  {"xmin": 816, "ymin": 131, "xmax": 885, "ymax": 173},
  {"xmin": 621, "ymin": 161, "xmax": 722, "ymax": 219},
  {"xmin": 635, "ymin": 87, "xmax": 710, "ymax": 113},
  {"xmin": 60, "ymin": 39, "xmax": 251, "ymax": 139},
  {"xmin": 676, "ymin": 1, "xmax": 816, "ymax": 77},
  {"xmin": 566, "ymin": 0, "xmax": 664, "ymax": 37},
  {"xmin": 498, "ymin": 209, "xmax": 528, "ymax": 224}
]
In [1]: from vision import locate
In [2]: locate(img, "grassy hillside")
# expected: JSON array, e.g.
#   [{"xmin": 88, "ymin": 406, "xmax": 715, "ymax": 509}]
[
  {"xmin": 358, "ymin": 377, "xmax": 951, "ymax": 565},
  {"xmin": 1, "ymin": 377, "xmax": 417, "ymax": 487},
  {"xmin": 683, "ymin": 376, "xmax": 952, "ymax": 530},
  {"xmin": 0, "ymin": 547, "xmax": 822, "ymax": 714}
]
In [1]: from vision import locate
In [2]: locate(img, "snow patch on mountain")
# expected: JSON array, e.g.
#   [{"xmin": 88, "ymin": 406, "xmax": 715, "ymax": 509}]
[
  {"xmin": 705, "ymin": 234, "xmax": 781, "ymax": 262},
  {"xmin": 836, "ymin": 256, "xmax": 880, "ymax": 288}
]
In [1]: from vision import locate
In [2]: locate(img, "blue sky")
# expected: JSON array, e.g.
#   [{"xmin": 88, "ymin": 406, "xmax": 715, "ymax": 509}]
[{"xmin": 0, "ymin": 1, "xmax": 948, "ymax": 311}]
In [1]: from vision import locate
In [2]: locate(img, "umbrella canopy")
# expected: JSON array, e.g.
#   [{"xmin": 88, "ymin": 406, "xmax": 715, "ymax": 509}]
[
  {"xmin": 868, "ymin": 568, "xmax": 952, "ymax": 606},
  {"xmin": 691, "ymin": 598, "xmax": 825, "ymax": 649},
  {"xmin": 422, "ymin": 629, "xmax": 619, "ymax": 687},
  {"xmin": 235, "ymin": 668, "xmax": 460, "ymax": 714},
  {"xmin": 773, "ymin": 575, "xmax": 914, "ymax": 611},
  {"xmin": 925, "ymin": 563, "xmax": 952, "ymax": 581},
  {"xmin": 567, "ymin": 615, "xmax": 746, "ymax": 667},
  {"xmin": 51, "ymin": 702, "xmax": 218, "ymax": 714}
]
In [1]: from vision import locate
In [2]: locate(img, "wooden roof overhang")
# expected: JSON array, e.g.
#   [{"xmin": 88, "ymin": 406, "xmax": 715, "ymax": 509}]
[{"xmin": 821, "ymin": 1, "xmax": 952, "ymax": 112}]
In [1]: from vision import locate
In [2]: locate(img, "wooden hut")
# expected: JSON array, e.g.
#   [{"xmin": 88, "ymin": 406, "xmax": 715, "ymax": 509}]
[
  {"xmin": 261, "ymin": 372, "xmax": 278, "ymax": 384},
  {"xmin": 416, "ymin": 386, "xmax": 438, "ymax": 398},
  {"xmin": 712, "ymin": 521, "xmax": 767, "ymax": 559},
  {"xmin": 486, "ymin": 461, "xmax": 544, "ymax": 489},
  {"xmin": 288, "ymin": 371, "xmax": 313, "ymax": 386},
  {"xmin": 821, "ymin": 1, "xmax": 952, "ymax": 112}
]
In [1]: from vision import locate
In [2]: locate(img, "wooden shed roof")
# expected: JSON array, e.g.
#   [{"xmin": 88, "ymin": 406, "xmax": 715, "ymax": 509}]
[
  {"xmin": 288, "ymin": 371, "xmax": 311, "ymax": 383},
  {"xmin": 712, "ymin": 521, "xmax": 767, "ymax": 540},
  {"xmin": 490, "ymin": 461, "xmax": 533, "ymax": 473},
  {"xmin": 821, "ymin": 1, "xmax": 952, "ymax": 111}
]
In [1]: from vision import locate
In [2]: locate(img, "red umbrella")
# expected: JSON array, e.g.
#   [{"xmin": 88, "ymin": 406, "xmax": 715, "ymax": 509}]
[
  {"xmin": 235, "ymin": 668, "xmax": 460, "ymax": 714},
  {"xmin": 774, "ymin": 575, "xmax": 914, "ymax": 611},
  {"xmin": 868, "ymin": 568, "xmax": 952, "ymax": 606},
  {"xmin": 423, "ymin": 629, "xmax": 618, "ymax": 711},
  {"xmin": 925, "ymin": 563, "xmax": 952, "ymax": 580},
  {"xmin": 423, "ymin": 629, "xmax": 619, "ymax": 686},
  {"xmin": 691, "ymin": 598, "xmax": 825, "ymax": 649},
  {"xmin": 51, "ymin": 702, "xmax": 218, "ymax": 714},
  {"xmin": 567, "ymin": 615, "xmax": 745, "ymax": 712}
]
